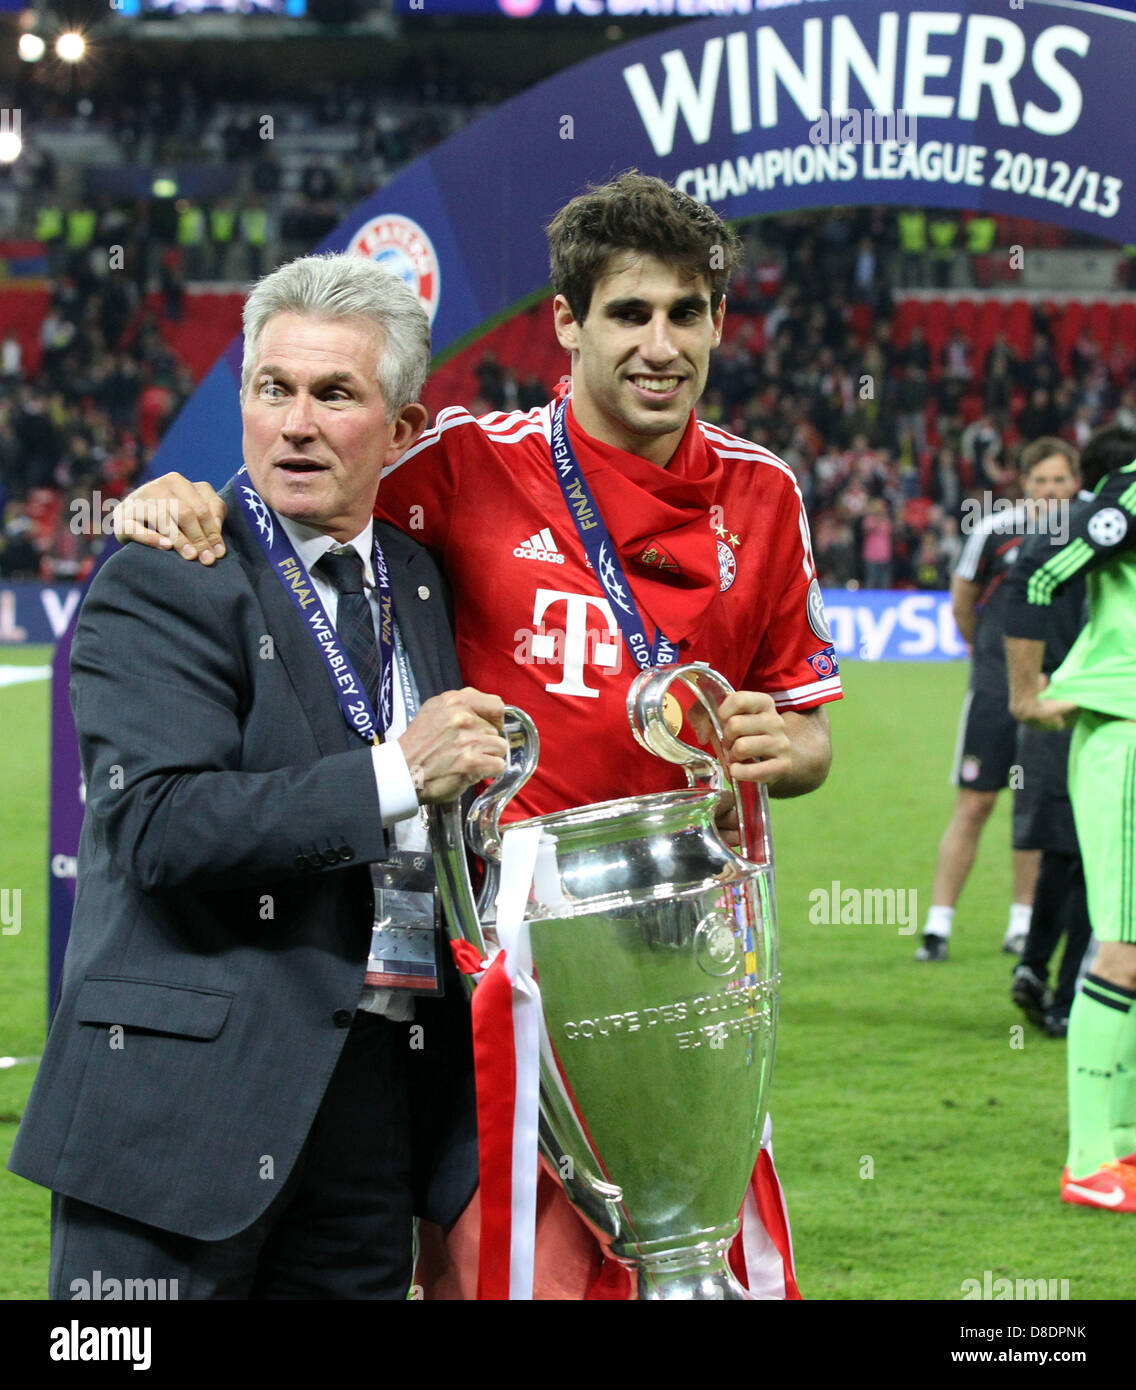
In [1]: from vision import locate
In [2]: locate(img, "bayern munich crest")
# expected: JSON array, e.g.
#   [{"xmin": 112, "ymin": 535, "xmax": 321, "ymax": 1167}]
[
  {"xmin": 347, "ymin": 214, "xmax": 440, "ymax": 325},
  {"xmin": 717, "ymin": 539, "xmax": 736, "ymax": 592}
]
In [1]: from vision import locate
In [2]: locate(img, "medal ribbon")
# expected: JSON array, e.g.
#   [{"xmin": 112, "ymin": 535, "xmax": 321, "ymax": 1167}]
[
  {"xmin": 549, "ymin": 399, "xmax": 679, "ymax": 670},
  {"xmin": 233, "ymin": 470, "xmax": 395, "ymax": 743}
]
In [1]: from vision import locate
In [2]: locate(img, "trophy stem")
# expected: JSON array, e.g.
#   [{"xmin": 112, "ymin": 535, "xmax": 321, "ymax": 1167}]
[{"xmin": 630, "ymin": 1236, "xmax": 756, "ymax": 1301}]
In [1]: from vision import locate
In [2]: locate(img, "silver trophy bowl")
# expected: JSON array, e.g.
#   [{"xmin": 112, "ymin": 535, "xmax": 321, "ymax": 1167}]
[{"xmin": 432, "ymin": 663, "xmax": 780, "ymax": 1299}]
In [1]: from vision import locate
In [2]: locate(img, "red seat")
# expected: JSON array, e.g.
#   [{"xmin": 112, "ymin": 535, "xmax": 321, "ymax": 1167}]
[
  {"xmin": 1088, "ymin": 301, "xmax": 1113, "ymax": 355},
  {"xmin": 951, "ymin": 300, "xmax": 977, "ymax": 337},
  {"xmin": 1005, "ymin": 301, "xmax": 1031, "ymax": 357},
  {"xmin": 922, "ymin": 300, "xmax": 951, "ymax": 359}
]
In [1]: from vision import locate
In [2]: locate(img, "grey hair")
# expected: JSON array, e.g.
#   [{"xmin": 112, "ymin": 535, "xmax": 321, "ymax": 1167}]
[{"xmin": 240, "ymin": 253, "xmax": 431, "ymax": 414}]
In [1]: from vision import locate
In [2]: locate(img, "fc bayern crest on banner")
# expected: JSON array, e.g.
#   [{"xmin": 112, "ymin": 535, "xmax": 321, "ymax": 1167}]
[
  {"xmin": 717, "ymin": 539, "xmax": 736, "ymax": 592},
  {"xmin": 347, "ymin": 214, "xmax": 440, "ymax": 325}
]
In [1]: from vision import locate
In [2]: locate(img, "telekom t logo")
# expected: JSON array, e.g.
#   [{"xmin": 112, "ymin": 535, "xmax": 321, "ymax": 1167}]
[{"xmin": 530, "ymin": 589, "xmax": 620, "ymax": 697}]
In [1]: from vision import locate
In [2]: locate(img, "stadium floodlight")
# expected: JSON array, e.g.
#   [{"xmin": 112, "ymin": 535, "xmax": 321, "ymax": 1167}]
[
  {"xmin": 55, "ymin": 32, "xmax": 86, "ymax": 63},
  {"xmin": 0, "ymin": 130, "xmax": 20, "ymax": 164},
  {"xmin": 18, "ymin": 33, "xmax": 47, "ymax": 62}
]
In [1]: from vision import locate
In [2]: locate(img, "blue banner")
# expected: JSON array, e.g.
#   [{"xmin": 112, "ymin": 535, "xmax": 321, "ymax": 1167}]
[
  {"xmin": 0, "ymin": 582, "xmax": 82, "ymax": 646},
  {"xmin": 396, "ymin": 0, "xmax": 841, "ymax": 14},
  {"xmin": 822, "ymin": 589, "xmax": 967, "ymax": 661}
]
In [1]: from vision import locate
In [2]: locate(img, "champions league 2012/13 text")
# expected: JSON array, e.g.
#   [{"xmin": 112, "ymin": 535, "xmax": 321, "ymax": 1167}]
[{"xmin": 676, "ymin": 143, "xmax": 1122, "ymax": 221}]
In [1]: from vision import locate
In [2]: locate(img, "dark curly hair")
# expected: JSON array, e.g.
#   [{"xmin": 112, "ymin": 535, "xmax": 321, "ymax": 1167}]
[
  {"xmin": 546, "ymin": 171, "xmax": 742, "ymax": 323},
  {"xmin": 1079, "ymin": 424, "xmax": 1136, "ymax": 491}
]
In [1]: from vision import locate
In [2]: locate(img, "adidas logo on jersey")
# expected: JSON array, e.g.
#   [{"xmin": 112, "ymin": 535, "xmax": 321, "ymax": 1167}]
[{"xmin": 513, "ymin": 528, "xmax": 565, "ymax": 564}]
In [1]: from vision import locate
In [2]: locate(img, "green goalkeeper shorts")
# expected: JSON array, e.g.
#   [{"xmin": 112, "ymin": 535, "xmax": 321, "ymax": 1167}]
[{"xmin": 1069, "ymin": 710, "xmax": 1136, "ymax": 945}]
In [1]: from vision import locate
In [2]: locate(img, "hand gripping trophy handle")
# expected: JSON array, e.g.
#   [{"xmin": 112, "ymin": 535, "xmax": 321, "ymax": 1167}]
[
  {"xmin": 625, "ymin": 661, "xmax": 774, "ymax": 872},
  {"xmin": 431, "ymin": 705, "xmax": 540, "ymax": 967}
]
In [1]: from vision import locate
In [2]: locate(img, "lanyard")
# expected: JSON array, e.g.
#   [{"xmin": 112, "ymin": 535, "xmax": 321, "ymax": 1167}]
[
  {"xmin": 548, "ymin": 398, "xmax": 678, "ymax": 670},
  {"xmin": 233, "ymin": 471, "xmax": 395, "ymax": 744}
]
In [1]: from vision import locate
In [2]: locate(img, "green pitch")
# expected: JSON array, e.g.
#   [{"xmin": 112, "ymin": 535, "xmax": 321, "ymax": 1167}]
[{"xmin": 1, "ymin": 654, "xmax": 1132, "ymax": 1300}]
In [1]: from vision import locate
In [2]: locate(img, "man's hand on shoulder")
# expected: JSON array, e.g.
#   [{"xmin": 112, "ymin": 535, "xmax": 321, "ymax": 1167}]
[
  {"xmin": 399, "ymin": 688, "xmax": 509, "ymax": 803},
  {"xmin": 112, "ymin": 473, "xmax": 228, "ymax": 565}
]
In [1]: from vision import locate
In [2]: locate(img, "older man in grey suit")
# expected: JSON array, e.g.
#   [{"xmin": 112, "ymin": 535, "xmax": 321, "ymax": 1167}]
[{"xmin": 8, "ymin": 255, "xmax": 507, "ymax": 1299}]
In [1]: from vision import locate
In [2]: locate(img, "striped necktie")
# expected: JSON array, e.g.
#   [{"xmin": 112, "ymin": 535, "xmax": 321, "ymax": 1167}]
[{"xmin": 315, "ymin": 546, "xmax": 383, "ymax": 727}]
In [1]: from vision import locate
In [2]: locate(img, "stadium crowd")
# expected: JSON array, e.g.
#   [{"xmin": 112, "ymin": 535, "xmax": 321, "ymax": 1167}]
[{"xmin": 1, "ymin": 181, "xmax": 1134, "ymax": 585}]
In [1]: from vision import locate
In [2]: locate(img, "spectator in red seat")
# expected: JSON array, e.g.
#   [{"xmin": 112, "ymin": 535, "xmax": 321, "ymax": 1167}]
[
  {"xmin": 984, "ymin": 332, "xmax": 1019, "ymax": 382},
  {"xmin": 138, "ymin": 376, "xmax": 173, "ymax": 452},
  {"xmin": 912, "ymin": 523, "xmax": 951, "ymax": 590},
  {"xmin": 897, "ymin": 364, "xmax": 930, "ymax": 458},
  {"xmin": 0, "ymin": 505, "xmax": 43, "ymax": 579},
  {"xmin": 961, "ymin": 412, "xmax": 1011, "ymax": 493},
  {"xmin": 1, "ymin": 330, "xmax": 22, "ymax": 383},
  {"xmin": 862, "ymin": 497, "xmax": 894, "ymax": 588},
  {"xmin": 1022, "ymin": 332, "xmax": 1059, "ymax": 394},
  {"xmin": 900, "ymin": 322, "xmax": 932, "ymax": 373},
  {"xmin": 1018, "ymin": 387, "xmax": 1061, "ymax": 443},
  {"xmin": 929, "ymin": 446, "xmax": 963, "ymax": 516},
  {"xmin": 942, "ymin": 328, "xmax": 972, "ymax": 384},
  {"xmin": 984, "ymin": 353, "xmax": 1014, "ymax": 417}
]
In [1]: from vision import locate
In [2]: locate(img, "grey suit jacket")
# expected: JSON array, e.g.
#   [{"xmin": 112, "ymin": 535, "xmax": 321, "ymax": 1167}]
[{"xmin": 9, "ymin": 484, "xmax": 476, "ymax": 1239}]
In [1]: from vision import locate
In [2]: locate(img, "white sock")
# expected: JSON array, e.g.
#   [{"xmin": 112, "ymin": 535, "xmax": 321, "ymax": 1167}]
[
  {"xmin": 924, "ymin": 905, "xmax": 955, "ymax": 939},
  {"xmin": 1007, "ymin": 901, "xmax": 1032, "ymax": 937}
]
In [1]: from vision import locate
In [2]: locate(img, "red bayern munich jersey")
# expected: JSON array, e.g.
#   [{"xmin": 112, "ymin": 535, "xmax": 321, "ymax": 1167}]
[{"xmin": 375, "ymin": 398, "xmax": 842, "ymax": 820}]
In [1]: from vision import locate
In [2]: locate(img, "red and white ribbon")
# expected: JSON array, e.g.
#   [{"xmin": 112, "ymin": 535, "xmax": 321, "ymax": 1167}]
[
  {"xmin": 729, "ymin": 1115, "xmax": 801, "ymax": 1300},
  {"xmin": 469, "ymin": 824, "xmax": 545, "ymax": 1300}
]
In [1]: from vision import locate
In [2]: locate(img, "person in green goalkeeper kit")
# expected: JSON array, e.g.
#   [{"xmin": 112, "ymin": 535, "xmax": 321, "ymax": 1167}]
[{"xmin": 1004, "ymin": 423, "xmax": 1136, "ymax": 1213}]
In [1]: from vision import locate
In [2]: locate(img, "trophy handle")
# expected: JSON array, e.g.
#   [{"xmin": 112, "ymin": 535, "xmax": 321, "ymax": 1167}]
[
  {"xmin": 429, "ymin": 706, "xmax": 539, "ymax": 966},
  {"xmin": 627, "ymin": 662, "xmax": 772, "ymax": 869},
  {"xmin": 429, "ymin": 795, "xmax": 489, "ymax": 978},
  {"xmin": 467, "ymin": 706, "xmax": 540, "ymax": 864}
]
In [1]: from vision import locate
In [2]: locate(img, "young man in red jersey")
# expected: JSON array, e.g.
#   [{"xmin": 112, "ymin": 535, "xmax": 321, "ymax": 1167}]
[{"xmin": 113, "ymin": 173, "xmax": 842, "ymax": 1297}]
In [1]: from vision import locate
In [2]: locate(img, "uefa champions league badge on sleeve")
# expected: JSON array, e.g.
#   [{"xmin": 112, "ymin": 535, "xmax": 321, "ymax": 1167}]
[{"xmin": 346, "ymin": 215, "xmax": 440, "ymax": 326}]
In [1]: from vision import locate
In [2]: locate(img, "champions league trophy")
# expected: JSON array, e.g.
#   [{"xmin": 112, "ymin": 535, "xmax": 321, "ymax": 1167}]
[{"xmin": 432, "ymin": 663, "xmax": 780, "ymax": 1300}]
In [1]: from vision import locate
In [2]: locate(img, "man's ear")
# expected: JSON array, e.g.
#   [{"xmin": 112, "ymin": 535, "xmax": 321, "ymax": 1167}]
[
  {"xmin": 385, "ymin": 402, "xmax": 429, "ymax": 464},
  {"xmin": 553, "ymin": 294, "xmax": 582, "ymax": 353},
  {"xmin": 711, "ymin": 296, "xmax": 726, "ymax": 349}
]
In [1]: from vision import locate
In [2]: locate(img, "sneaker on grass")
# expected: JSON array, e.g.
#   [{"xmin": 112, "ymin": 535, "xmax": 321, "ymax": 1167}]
[
  {"xmin": 1060, "ymin": 1161, "xmax": 1136, "ymax": 1212},
  {"xmin": 914, "ymin": 932, "xmax": 948, "ymax": 962},
  {"xmin": 1011, "ymin": 964, "xmax": 1052, "ymax": 1028}
]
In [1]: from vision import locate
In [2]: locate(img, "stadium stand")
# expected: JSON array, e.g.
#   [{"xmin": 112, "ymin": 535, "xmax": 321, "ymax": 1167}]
[{"xmin": 1, "ymin": 87, "xmax": 1132, "ymax": 593}]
